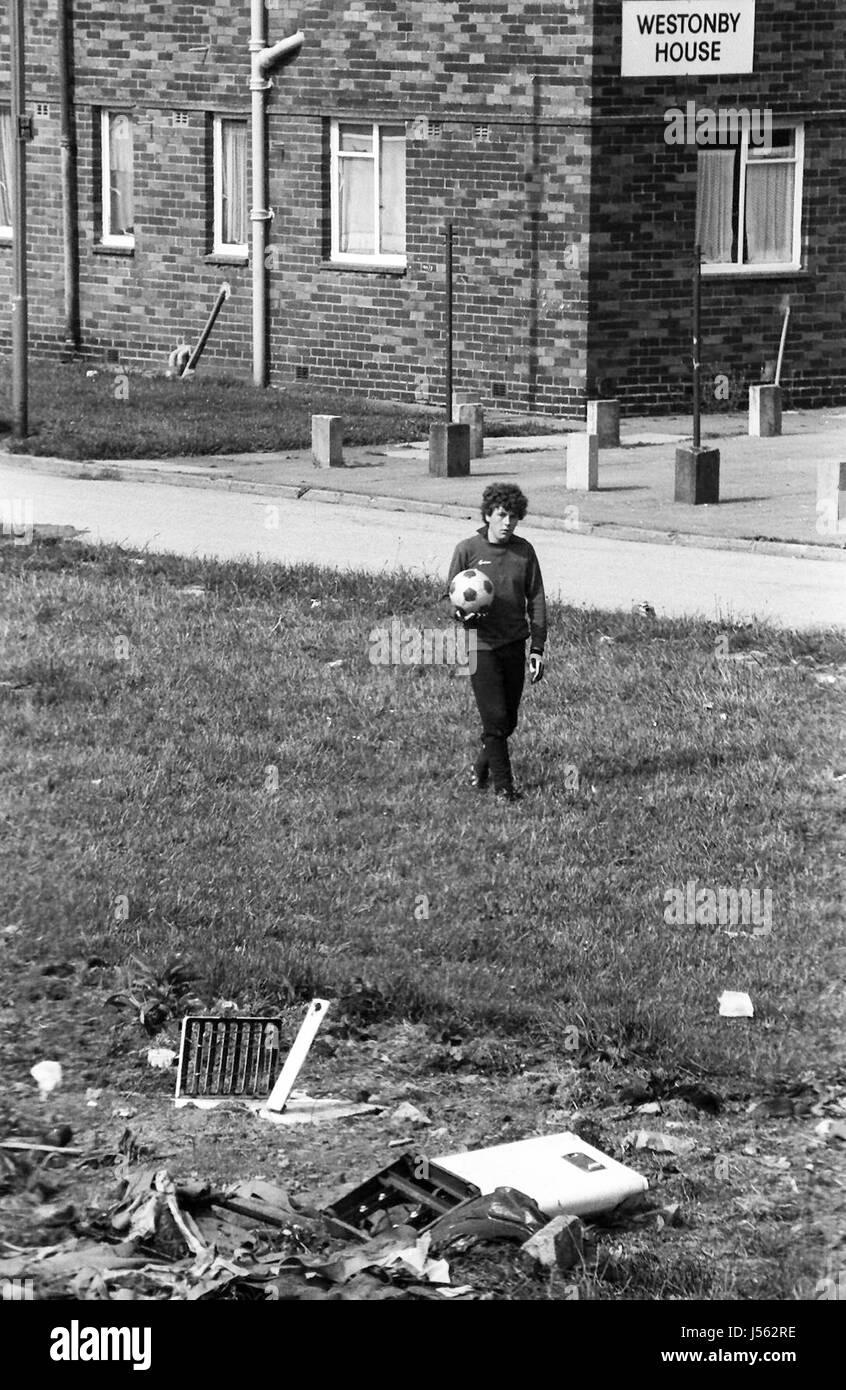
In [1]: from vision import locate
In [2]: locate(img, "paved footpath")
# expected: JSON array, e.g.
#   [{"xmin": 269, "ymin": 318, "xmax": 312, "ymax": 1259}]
[
  {"xmin": 2, "ymin": 461, "xmax": 843, "ymax": 631},
  {"xmin": 5, "ymin": 406, "xmax": 845, "ymax": 560}
]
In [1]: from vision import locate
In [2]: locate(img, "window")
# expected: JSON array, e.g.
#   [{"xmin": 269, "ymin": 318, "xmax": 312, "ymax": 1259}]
[
  {"xmin": 696, "ymin": 125, "xmax": 803, "ymax": 273},
  {"xmin": 212, "ymin": 116, "xmax": 248, "ymax": 256},
  {"xmin": 330, "ymin": 120, "xmax": 406, "ymax": 266},
  {"xmin": 0, "ymin": 106, "xmax": 14, "ymax": 240},
  {"xmin": 100, "ymin": 110, "xmax": 134, "ymax": 248}
]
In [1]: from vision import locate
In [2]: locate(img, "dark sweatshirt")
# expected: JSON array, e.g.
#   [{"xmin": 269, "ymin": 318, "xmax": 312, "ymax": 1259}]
[{"xmin": 447, "ymin": 526, "xmax": 547, "ymax": 654}]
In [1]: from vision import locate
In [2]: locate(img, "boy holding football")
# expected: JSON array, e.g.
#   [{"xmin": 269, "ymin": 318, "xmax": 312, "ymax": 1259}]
[{"xmin": 447, "ymin": 483, "xmax": 547, "ymax": 803}]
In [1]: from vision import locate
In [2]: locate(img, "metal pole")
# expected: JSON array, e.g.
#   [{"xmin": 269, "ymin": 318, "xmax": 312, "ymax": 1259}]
[
  {"xmin": 10, "ymin": 0, "xmax": 28, "ymax": 437},
  {"xmin": 444, "ymin": 221, "xmax": 453, "ymax": 421},
  {"xmin": 184, "ymin": 283, "xmax": 231, "ymax": 372},
  {"xmin": 58, "ymin": 0, "xmax": 81, "ymax": 353},
  {"xmin": 692, "ymin": 243, "xmax": 701, "ymax": 451}
]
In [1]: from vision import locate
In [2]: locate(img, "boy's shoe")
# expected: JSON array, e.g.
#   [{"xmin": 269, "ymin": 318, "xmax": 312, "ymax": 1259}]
[
  {"xmin": 469, "ymin": 765, "xmax": 489, "ymax": 791},
  {"xmin": 495, "ymin": 786, "xmax": 522, "ymax": 803}
]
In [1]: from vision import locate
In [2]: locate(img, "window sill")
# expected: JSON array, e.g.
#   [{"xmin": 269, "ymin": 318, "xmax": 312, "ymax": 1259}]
[
  {"xmin": 701, "ymin": 264, "xmax": 805, "ymax": 278},
  {"xmin": 0, "ymin": 236, "xmax": 12, "ymax": 248},
  {"xmin": 205, "ymin": 251, "xmax": 248, "ymax": 266},
  {"xmin": 93, "ymin": 242, "xmax": 135, "ymax": 257},
  {"xmin": 323, "ymin": 259, "xmax": 407, "ymax": 276}
]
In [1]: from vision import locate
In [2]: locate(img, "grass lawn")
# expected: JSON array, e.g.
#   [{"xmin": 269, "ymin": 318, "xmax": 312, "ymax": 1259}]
[
  {"xmin": 0, "ymin": 360, "xmax": 558, "ymax": 460},
  {"xmin": 1, "ymin": 540, "xmax": 842, "ymax": 1084},
  {"xmin": 1, "ymin": 538, "xmax": 844, "ymax": 1303}
]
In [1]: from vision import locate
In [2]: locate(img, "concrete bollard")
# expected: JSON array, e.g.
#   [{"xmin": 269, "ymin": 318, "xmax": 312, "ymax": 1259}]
[
  {"xmin": 674, "ymin": 445, "xmax": 720, "ymax": 504},
  {"xmin": 457, "ymin": 403, "xmax": 484, "ymax": 459},
  {"xmin": 311, "ymin": 415, "xmax": 344, "ymax": 468},
  {"xmin": 586, "ymin": 399, "xmax": 621, "ymax": 448},
  {"xmin": 566, "ymin": 433, "xmax": 599, "ymax": 491},
  {"xmin": 816, "ymin": 461, "xmax": 846, "ymax": 536},
  {"xmin": 749, "ymin": 384, "xmax": 782, "ymax": 438},
  {"xmin": 429, "ymin": 422, "xmax": 471, "ymax": 477}
]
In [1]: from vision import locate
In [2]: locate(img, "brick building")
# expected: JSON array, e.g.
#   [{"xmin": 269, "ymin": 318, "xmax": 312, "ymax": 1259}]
[{"xmin": 0, "ymin": 1, "xmax": 843, "ymax": 415}]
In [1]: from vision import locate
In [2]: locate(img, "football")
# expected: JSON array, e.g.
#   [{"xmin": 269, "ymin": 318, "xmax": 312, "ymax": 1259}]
[{"xmin": 449, "ymin": 567, "xmax": 495, "ymax": 613}]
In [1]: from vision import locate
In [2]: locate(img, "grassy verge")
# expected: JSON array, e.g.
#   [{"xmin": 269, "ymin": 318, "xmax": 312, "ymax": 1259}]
[
  {"xmin": 0, "ymin": 361, "xmax": 560, "ymax": 459},
  {"xmin": 1, "ymin": 541, "xmax": 843, "ymax": 1086}
]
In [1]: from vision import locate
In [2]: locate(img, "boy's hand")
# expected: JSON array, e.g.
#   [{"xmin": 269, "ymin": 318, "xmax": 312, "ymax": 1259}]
[
  {"xmin": 529, "ymin": 651, "xmax": 545, "ymax": 684},
  {"xmin": 453, "ymin": 607, "xmax": 484, "ymax": 629}
]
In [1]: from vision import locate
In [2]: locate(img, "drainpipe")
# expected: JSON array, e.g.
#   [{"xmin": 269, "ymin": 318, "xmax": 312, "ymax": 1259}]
[
  {"xmin": 58, "ymin": 0, "xmax": 80, "ymax": 352},
  {"xmin": 249, "ymin": 4, "xmax": 303, "ymax": 387}
]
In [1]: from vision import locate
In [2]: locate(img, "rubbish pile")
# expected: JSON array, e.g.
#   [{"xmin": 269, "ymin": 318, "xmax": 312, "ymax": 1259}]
[{"xmin": 0, "ymin": 1146, "xmax": 649, "ymax": 1301}]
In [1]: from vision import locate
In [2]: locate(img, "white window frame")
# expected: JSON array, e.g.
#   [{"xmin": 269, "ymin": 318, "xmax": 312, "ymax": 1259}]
[
  {"xmin": 699, "ymin": 122, "xmax": 804, "ymax": 277},
  {"xmin": 100, "ymin": 109, "xmax": 135, "ymax": 249},
  {"xmin": 212, "ymin": 115, "xmax": 248, "ymax": 258},
  {"xmin": 0, "ymin": 105, "xmax": 13, "ymax": 243},
  {"xmin": 329, "ymin": 119, "xmax": 406, "ymax": 267}
]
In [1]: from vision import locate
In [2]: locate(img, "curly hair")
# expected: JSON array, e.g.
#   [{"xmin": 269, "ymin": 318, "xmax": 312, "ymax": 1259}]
[{"xmin": 480, "ymin": 483, "xmax": 528, "ymax": 521}]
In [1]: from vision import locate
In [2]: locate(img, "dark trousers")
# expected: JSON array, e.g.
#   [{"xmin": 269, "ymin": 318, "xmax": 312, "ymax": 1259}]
[{"xmin": 470, "ymin": 640, "xmax": 526, "ymax": 791}]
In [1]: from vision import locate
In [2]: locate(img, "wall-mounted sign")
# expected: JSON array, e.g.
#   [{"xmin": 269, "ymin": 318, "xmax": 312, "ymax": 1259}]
[{"xmin": 621, "ymin": 0, "xmax": 756, "ymax": 76}]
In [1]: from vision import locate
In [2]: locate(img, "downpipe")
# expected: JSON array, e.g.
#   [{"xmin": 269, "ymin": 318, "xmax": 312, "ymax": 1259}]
[{"xmin": 250, "ymin": 4, "xmax": 303, "ymax": 387}]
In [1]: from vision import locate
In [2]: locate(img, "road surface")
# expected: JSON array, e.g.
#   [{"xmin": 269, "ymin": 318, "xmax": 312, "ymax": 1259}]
[{"xmin": 1, "ymin": 463, "xmax": 843, "ymax": 629}]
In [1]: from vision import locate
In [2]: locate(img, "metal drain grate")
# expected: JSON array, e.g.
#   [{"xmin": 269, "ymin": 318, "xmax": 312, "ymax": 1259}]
[{"xmin": 175, "ymin": 1016, "xmax": 283, "ymax": 1101}]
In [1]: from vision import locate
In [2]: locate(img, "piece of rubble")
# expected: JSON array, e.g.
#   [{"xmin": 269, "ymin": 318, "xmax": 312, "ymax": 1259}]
[
  {"xmin": 520, "ymin": 1213, "xmax": 584, "ymax": 1273},
  {"xmin": 390, "ymin": 1102, "xmax": 431, "ymax": 1129}
]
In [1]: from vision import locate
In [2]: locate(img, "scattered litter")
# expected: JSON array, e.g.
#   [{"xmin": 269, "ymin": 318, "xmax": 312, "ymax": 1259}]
[
  {"xmin": 179, "ymin": 586, "xmax": 206, "ymax": 598},
  {"xmin": 30, "ymin": 1060, "xmax": 62, "ymax": 1100},
  {"xmin": 260, "ymin": 1094, "xmax": 381, "ymax": 1126},
  {"xmin": 0, "ymin": 1139, "xmax": 80, "ymax": 1156},
  {"xmin": 325, "ymin": 659, "xmax": 344, "ymax": 668},
  {"xmin": 85, "ymin": 1089, "xmax": 102, "ymax": 1107},
  {"xmin": 426, "ymin": 1188, "xmax": 548, "ymax": 1250},
  {"xmin": 147, "ymin": 1047, "xmax": 177, "ymax": 1069},
  {"xmin": 636, "ymin": 1101, "xmax": 662, "ymax": 1115},
  {"xmin": 622, "ymin": 1130, "xmax": 696, "ymax": 1157},
  {"xmin": 719, "ymin": 990, "xmax": 754, "ymax": 1018},
  {"xmin": 175, "ymin": 1000, "xmax": 330, "ymax": 1114},
  {"xmin": 434, "ymin": 1132, "xmax": 649, "ymax": 1218},
  {"xmin": 520, "ymin": 1213, "xmax": 584, "ymax": 1273},
  {"xmin": 634, "ymin": 601, "xmax": 656, "ymax": 618},
  {"xmin": 217, "ymin": 1179, "xmax": 320, "ymax": 1235}
]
